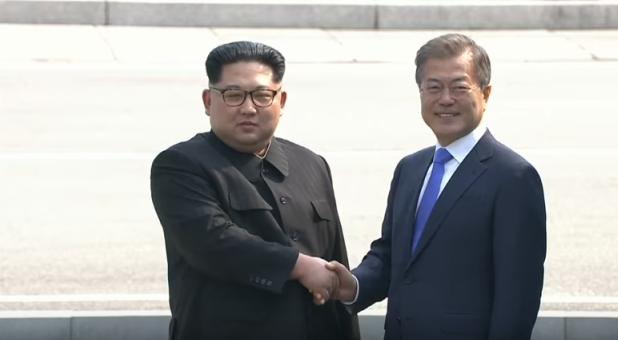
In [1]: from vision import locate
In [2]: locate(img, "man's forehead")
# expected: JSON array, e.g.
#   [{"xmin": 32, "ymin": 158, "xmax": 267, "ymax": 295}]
[
  {"xmin": 422, "ymin": 55, "xmax": 475, "ymax": 82},
  {"xmin": 214, "ymin": 62, "xmax": 279, "ymax": 87},
  {"xmin": 221, "ymin": 61, "xmax": 273, "ymax": 72}
]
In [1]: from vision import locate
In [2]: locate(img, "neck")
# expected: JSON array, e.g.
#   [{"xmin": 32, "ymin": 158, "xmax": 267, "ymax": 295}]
[{"xmin": 254, "ymin": 142, "xmax": 271, "ymax": 159}]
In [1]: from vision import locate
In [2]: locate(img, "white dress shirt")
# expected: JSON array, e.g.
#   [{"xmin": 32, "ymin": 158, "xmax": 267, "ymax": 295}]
[{"xmin": 416, "ymin": 123, "xmax": 487, "ymax": 211}]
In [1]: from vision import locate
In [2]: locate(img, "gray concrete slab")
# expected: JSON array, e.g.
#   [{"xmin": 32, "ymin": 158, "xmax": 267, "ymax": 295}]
[
  {"xmin": 378, "ymin": 2, "xmax": 618, "ymax": 30},
  {"xmin": 0, "ymin": 316, "xmax": 70, "ymax": 340},
  {"xmin": 532, "ymin": 316, "xmax": 566, "ymax": 340},
  {"xmin": 566, "ymin": 316, "xmax": 618, "ymax": 340},
  {"xmin": 108, "ymin": 2, "xmax": 375, "ymax": 28},
  {"xmin": 71, "ymin": 315, "xmax": 169, "ymax": 340},
  {"xmin": 0, "ymin": 0, "xmax": 105, "ymax": 25}
]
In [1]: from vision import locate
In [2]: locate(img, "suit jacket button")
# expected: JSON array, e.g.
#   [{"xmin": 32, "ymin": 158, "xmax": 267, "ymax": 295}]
[{"xmin": 279, "ymin": 196, "xmax": 288, "ymax": 204}]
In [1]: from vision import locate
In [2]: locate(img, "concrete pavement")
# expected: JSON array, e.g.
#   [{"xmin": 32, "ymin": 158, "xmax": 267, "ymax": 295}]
[{"xmin": 1, "ymin": 23, "xmax": 618, "ymax": 337}]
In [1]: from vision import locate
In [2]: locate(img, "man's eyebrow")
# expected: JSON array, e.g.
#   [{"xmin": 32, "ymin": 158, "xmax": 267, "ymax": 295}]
[
  {"xmin": 426, "ymin": 76, "xmax": 471, "ymax": 84},
  {"xmin": 216, "ymin": 85, "xmax": 273, "ymax": 90},
  {"xmin": 451, "ymin": 76, "xmax": 471, "ymax": 83},
  {"xmin": 218, "ymin": 85, "xmax": 242, "ymax": 89}
]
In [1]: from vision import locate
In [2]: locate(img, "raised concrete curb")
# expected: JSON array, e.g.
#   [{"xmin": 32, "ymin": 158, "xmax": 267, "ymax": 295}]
[
  {"xmin": 1, "ymin": 312, "xmax": 617, "ymax": 340},
  {"xmin": 379, "ymin": 3, "xmax": 618, "ymax": 29},
  {"xmin": 1, "ymin": 1, "xmax": 618, "ymax": 29},
  {"xmin": 0, "ymin": 0, "xmax": 106, "ymax": 25}
]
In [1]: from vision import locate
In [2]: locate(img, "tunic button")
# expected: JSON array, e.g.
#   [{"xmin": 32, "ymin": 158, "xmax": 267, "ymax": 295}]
[
  {"xmin": 291, "ymin": 232, "xmax": 299, "ymax": 241},
  {"xmin": 279, "ymin": 196, "xmax": 288, "ymax": 204}
]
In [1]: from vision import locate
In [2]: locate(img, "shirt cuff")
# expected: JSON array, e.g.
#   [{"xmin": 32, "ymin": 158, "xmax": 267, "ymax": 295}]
[{"xmin": 342, "ymin": 274, "xmax": 360, "ymax": 305}]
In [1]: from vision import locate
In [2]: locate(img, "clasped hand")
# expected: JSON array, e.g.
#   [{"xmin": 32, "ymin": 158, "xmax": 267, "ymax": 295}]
[{"xmin": 292, "ymin": 254, "xmax": 357, "ymax": 305}]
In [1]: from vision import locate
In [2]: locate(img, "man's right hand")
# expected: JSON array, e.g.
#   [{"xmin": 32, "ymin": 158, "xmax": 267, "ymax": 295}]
[
  {"xmin": 291, "ymin": 254, "xmax": 339, "ymax": 305},
  {"xmin": 325, "ymin": 260, "xmax": 357, "ymax": 303}
]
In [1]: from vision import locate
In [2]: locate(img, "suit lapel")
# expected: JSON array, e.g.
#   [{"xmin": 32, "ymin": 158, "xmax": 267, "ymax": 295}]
[
  {"xmin": 406, "ymin": 131, "xmax": 496, "ymax": 268},
  {"xmin": 397, "ymin": 150, "xmax": 434, "ymax": 260}
]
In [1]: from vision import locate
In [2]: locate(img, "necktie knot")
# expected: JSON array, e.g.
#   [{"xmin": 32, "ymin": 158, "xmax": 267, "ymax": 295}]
[{"xmin": 434, "ymin": 148, "xmax": 453, "ymax": 165}]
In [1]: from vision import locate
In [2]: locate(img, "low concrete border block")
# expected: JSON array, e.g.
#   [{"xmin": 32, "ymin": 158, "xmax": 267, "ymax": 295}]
[
  {"xmin": 0, "ymin": 0, "xmax": 105, "ymax": 25},
  {"xmin": 107, "ymin": 2, "xmax": 375, "ymax": 28},
  {"xmin": 1, "ymin": 1, "xmax": 618, "ymax": 29},
  {"xmin": 0, "ymin": 316, "xmax": 70, "ymax": 340},
  {"xmin": 1, "ymin": 312, "xmax": 617, "ymax": 340},
  {"xmin": 377, "ymin": 3, "xmax": 618, "ymax": 30}
]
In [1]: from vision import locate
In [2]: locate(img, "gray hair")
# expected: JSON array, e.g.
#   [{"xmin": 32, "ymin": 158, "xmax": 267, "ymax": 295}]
[{"xmin": 414, "ymin": 33, "xmax": 491, "ymax": 88}]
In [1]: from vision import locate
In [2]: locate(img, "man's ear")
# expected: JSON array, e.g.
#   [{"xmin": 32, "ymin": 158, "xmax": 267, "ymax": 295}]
[
  {"xmin": 481, "ymin": 84, "xmax": 492, "ymax": 112},
  {"xmin": 279, "ymin": 90, "xmax": 287, "ymax": 109},
  {"xmin": 202, "ymin": 89, "xmax": 211, "ymax": 115},
  {"xmin": 482, "ymin": 84, "xmax": 492, "ymax": 102}
]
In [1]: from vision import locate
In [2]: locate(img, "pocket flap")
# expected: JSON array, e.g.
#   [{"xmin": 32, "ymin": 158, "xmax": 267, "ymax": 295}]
[
  {"xmin": 229, "ymin": 192, "xmax": 272, "ymax": 211},
  {"xmin": 311, "ymin": 199, "xmax": 333, "ymax": 221}
]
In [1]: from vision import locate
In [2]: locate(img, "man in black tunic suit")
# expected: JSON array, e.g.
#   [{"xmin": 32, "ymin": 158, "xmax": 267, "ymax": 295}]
[{"xmin": 150, "ymin": 41, "xmax": 359, "ymax": 340}]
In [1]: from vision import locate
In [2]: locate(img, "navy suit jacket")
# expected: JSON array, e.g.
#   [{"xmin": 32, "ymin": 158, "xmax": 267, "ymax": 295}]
[{"xmin": 352, "ymin": 131, "xmax": 546, "ymax": 340}]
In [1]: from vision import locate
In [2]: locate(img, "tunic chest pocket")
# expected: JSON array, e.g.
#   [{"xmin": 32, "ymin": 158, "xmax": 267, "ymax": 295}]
[
  {"xmin": 228, "ymin": 192, "xmax": 277, "ymax": 237},
  {"xmin": 311, "ymin": 199, "xmax": 333, "ymax": 222},
  {"xmin": 229, "ymin": 191, "xmax": 273, "ymax": 212}
]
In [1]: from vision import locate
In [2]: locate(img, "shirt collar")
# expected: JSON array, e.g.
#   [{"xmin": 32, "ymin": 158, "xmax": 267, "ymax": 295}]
[{"xmin": 436, "ymin": 122, "xmax": 487, "ymax": 163}]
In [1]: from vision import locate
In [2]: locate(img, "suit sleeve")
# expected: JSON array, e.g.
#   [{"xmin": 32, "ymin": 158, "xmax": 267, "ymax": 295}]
[
  {"xmin": 150, "ymin": 149, "xmax": 299, "ymax": 294},
  {"xmin": 351, "ymin": 161, "xmax": 404, "ymax": 312},
  {"xmin": 489, "ymin": 164, "xmax": 547, "ymax": 339}
]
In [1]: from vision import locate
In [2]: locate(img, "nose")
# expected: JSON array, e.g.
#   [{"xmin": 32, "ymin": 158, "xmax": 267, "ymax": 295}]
[
  {"xmin": 239, "ymin": 95, "xmax": 258, "ymax": 115},
  {"xmin": 437, "ymin": 88, "xmax": 456, "ymax": 105}
]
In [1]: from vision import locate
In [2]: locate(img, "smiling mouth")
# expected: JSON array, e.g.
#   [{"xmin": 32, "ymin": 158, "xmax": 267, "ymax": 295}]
[{"xmin": 436, "ymin": 112, "xmax": 458, "ymax": 117}]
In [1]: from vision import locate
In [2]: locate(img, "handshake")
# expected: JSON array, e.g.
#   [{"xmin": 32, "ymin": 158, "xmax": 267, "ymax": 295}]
[{"xmin": 291, "ymin": 254, "xmax": 357, "ymax": 305}]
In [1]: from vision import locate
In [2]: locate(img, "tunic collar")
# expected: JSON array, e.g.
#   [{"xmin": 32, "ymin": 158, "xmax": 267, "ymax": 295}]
[{"xmin": 205, "ymin": 131, "xmax": 289, "ymax": 181}]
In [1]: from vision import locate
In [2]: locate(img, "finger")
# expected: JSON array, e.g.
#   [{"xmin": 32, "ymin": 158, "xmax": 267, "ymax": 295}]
[
  {"xmin": 320, "ymin": 290, "xmax": 329, "ymax": 305},
  {"xmin": 325, "ymin": 260, "xmax": 344, "ymax": 272},
  {"xmin": 313, "ymin": 289, "xmax": 330, "ymax": 305},
  {"xmin": 313, "ymin": 293, "xmax": 325, "ymax": 305}
]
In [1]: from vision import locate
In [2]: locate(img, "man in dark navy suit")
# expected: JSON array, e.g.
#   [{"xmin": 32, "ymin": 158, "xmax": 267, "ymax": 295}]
[{"xmin": 327, "ymin": 33, "xmax": 547, "ymax": 340}]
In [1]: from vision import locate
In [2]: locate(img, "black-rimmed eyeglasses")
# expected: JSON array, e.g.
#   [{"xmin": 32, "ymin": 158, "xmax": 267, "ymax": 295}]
[{"xmin": 210, "ymin": 87, "xmax": 282, "ymax": 108}]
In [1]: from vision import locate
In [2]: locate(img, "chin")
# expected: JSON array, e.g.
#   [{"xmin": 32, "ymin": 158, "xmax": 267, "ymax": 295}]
[{"xmin": 434, "ymin": 130, "xmax": 462, "ymax": 145}]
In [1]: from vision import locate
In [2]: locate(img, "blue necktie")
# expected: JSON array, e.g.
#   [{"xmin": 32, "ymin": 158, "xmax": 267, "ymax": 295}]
[{"xmin": 412, "ymin": 148, "xmax": 453, "ymax": 253}]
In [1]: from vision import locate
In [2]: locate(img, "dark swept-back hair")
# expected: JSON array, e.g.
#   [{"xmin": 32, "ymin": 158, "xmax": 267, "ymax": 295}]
[
  {"xmin": 414, "ymin": 33, "xmax": 491, "ymax": 89},
  {"xmin": 205, "ymin": 41, "xmax": 286, "ymax": 84}
]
